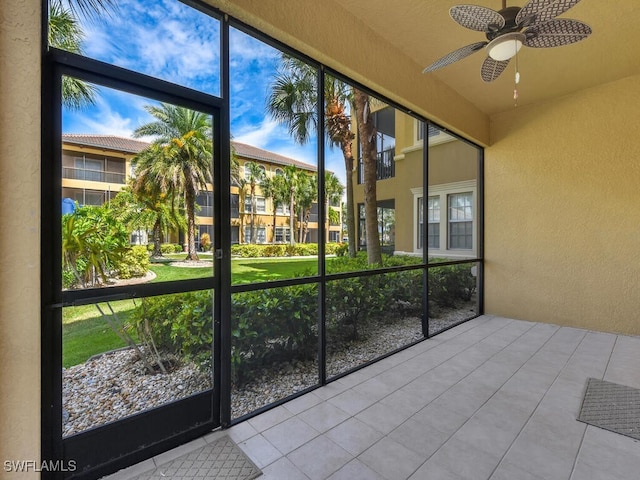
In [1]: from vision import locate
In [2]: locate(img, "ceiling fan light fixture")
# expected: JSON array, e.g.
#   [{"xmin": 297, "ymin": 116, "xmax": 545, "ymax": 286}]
[{"xmin": 487, "ymin": 32, "xmax": 525, "ymax": 61}]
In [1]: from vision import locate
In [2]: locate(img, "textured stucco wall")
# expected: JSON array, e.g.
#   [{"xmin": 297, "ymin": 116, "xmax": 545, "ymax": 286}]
[
  {"xmin": 0, "ymin": 0, "xmax": 41, "ymax": 475},
  {"xmin": 485, "ymin": 75, "xmax": 640, "ymax": 335},
  {"xmin": 204, "ymin": 0, "xmax": 489, "ymax": 146}
]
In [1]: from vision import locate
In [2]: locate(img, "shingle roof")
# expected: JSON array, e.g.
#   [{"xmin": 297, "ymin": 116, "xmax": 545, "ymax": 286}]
[
  {"xmin": 62, "ymin": 134, "xmax": 151, "ymax": 154},
  {"xmin": 61, "ymin": 135, "xmax": 317, "ymax": 171},
  {"xmin": 231, "ymin": 141, "xmax": 317, "ymax": 171}
]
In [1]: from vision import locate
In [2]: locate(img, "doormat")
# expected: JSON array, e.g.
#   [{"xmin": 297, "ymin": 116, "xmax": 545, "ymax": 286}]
[
  {"xmin": 577, "ymin": 378, "xmax": 640, "ymax": 441},
  {"xmin": 132, "ymin": 435, "xmax": 262, "ymax": 479}
]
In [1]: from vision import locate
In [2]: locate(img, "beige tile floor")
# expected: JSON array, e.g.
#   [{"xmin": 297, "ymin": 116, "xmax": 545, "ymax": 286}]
[{"xmin": 104, "ymin": 315, "xmax": 640, "ymax": 480}]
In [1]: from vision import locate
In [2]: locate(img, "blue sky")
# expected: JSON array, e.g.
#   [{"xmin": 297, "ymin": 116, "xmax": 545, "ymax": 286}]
[{"xmin": 61, "ymin": 0, "xmax": 345, "ymax": 183}]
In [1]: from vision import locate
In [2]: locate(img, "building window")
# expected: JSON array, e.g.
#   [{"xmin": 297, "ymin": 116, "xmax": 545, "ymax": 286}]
[
  {"xmin": 412, "ymin": 181, "xmax": 476, "ymax": 256},
  {"xmin": 231, "ymin": 226, "xmax": 240, "ymax": 244},
  {"xmin": 244, "ymin": 163, "xmax": 266, "ymax": 182},
  {"xmin": 245, "ymin": 226, "xmax": 266, "ymax": 244},
  {"xmin": 448, "ymin": 192, "xmax": 473, "ymax": 250},
  {"xmin": 329, "ymin": 231, "xmax": 340, "ymax": 243},
  {"xmin": 244, "ymin": 196, "xmax": 265, "ymax": 213},
  {"xmin": 274, "ymin": 168, "xmax": 283, "ymax": 176},
  {"xmin": 230, "ymin": 193, "xmax": 239, "ymax": 218},
  {"xmin": 274, "ymin": 227, "xmax": 291, "ymax": 243},
  {"xmin": 196, "ymin": 192, "xmax": 213, "ymax": 218},
  {"xmin": 275, "ymin": 203, "xmax": 290, "ymax": 215},
  {"xmin": 427, "ymin": 196, "xmax": 440, "ymax": 249}
]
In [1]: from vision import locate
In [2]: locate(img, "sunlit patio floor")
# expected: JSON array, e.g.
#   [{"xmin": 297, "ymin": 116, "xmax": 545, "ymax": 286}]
[{"xmin": 104, "ymin": 315, "xmax": 640, "ymax": 480}]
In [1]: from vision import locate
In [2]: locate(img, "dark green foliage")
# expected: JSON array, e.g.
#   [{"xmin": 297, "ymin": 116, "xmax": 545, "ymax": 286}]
[
  {"xmin": 231, "ymin": 285, "xmax": 317, "ymax": 384},
  {"xmin": 428, "ymin": 263, "xmax": 476, "ymax": 312},
  {"xmin": 129, "ymin": 291, "xmax": 213, "ymax": 363},
  {"xmin": 129, "ymin": 253, "xmax": 475, "ymax": 384}
]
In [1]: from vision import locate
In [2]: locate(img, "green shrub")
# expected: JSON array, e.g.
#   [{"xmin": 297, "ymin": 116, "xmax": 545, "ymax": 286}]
[
  {"xmin": 231, "ymin": 284, "xmax": 317, "ymax": 384},
  {"xmin": 114, "ymin": 245, "xmax": 150, "ymax": 279},
  {"xmin": 159, "ymin": 243, "xmax": 183, "ymax": 254},
  {"xmin": 332, "ymin": 242, "xmax": 348, "ymax": 256},
  {"xmin": 129, "ymin": 291, "xmax": 213, "ymax": 362},
  {"xmin": 428, "ymin": 263, "xmax": 476, "ymax": 312}
]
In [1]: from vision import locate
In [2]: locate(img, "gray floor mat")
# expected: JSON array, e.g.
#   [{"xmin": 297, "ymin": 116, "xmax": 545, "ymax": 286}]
[
  {"xmin": 133, "ymin": 435, "xmax": 262, "ymax": 480},
  {"xmin": 577, "ymin": 377, "xmax": 640, "ymax": 441}
]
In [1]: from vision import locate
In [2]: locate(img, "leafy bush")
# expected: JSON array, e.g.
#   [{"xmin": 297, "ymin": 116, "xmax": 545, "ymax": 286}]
[
  {"xmin": 428, "ymin": 263, "xmax": 476, "ymax": 311},
  {"xmin": 231, "ymin": 284, "xmax": 317, "ymax": 384},
  {"xmin": 129, "ymin": 291, "xmax": 213, "ymax": 363},
  {"xmin": 113, "ymin": 245, "xmax": 150, "ymax": 279},
  {"xmin": 62, "ymin": 205, "xmax": 130, "ymax": 288},
  {"xmin": 230, "ymin": 242, "xmax": 342, "ymax": 258}
]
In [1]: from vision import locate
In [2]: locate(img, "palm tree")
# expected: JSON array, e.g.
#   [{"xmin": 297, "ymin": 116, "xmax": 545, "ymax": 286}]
[
  {"xmin": 261, "ymin": 174, "xmax": 289, "ymax": 244},
  {"xmin": 296, "ymin": 174, "xmax": 317, "ymax": 243},
  {"xmin": 324, "ymin": 172, "xmax": 344, "ymax": 243},
  {"xmin": 280, "ymin": 165, "xmax": 300, "ymax": 246},
  {"xmin": 49, "ymin": 1, "xmax": 117, "ymax": 109},
  {"xmin": 242, "ymin": 162, "xmax": 265, "ymax": 243},
  {"xmin": 48, "ymin": 2, "xmax": 97, "ymax": 110},
  {"xmin": 110, "ymin": 180, "xmax": 186, "ymax": 258},
  {"xmin": 267, "ymin": 54, "xmax": 358, "ymax": 256},
  {"xmin": 133, "ymin": 104, "xmax": 213, "ymax": 261},
  {"xmin": 353, "ymin": 89, "xmax": 382, "ymax": 265}
]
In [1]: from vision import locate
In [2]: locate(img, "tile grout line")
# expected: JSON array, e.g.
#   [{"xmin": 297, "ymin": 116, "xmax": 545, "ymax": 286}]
[{"xmin": 487, "ymin": 327, "xmax": 589, "ymax": 479}]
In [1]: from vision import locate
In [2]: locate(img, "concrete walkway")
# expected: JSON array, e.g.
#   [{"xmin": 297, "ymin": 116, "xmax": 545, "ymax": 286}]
[{"xmin": 104, "ymin": 315, "xmax": 640, "ymax": 480}]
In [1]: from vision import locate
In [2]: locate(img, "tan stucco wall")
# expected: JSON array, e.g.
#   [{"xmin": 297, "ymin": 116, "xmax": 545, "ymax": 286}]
[
  {"xmin": 205, "ymin": 0, "xmax": 489, "ymax": 146},
  {"xmin": 0, "ymin": 0, "xmax": 41, "ymax": 475},
  {"xmin": 485, "ymin": 74, "xmax": 640, "ymax": 335}
]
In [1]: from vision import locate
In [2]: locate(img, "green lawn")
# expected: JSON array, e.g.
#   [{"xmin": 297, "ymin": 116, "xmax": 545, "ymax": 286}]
[{"xmin": 63, "ymin": 256, "xmax": 321, "ymax": 367}]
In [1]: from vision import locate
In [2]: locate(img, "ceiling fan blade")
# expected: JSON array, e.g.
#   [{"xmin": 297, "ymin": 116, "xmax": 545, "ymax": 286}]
[
  {"xmin": 525, "ymin": 19, "xmax": 592, "ymax": 48},
  {"xmin": 516, "ymin": 0, "xmax": 583, "ymax": 27},
  {"xmin": 480, "ymin": 57, "xmax": 510, "ymax": 82},
  {"xmin": 423, "ymin": 41, "xmax": 487, "ymax": 73},
  {"xmin": 450, "ymin": 5, "xmax": 505, "ymax": 32}
]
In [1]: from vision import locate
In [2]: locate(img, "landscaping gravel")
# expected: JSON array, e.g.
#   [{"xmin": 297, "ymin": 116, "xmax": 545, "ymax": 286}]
[{"xmin": 62, "ymin": 305, "xmax": 476, "ymax": 436}]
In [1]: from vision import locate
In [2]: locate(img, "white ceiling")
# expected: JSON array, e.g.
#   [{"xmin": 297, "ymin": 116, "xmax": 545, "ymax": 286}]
[{"xmin": 337, "ymin": 0, "xmax": 640, "ymax": 116}]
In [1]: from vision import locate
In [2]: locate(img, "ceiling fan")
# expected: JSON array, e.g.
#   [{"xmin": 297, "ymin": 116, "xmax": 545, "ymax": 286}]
[{"xmin": 423, "ymin": 0, "xmax": 592, "ymax": 83}]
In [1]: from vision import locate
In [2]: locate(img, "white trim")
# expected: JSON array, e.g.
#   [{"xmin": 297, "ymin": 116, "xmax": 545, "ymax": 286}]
[{"xmin": 411, "ymin": 180, "xmax": 477, "ymax": 258}]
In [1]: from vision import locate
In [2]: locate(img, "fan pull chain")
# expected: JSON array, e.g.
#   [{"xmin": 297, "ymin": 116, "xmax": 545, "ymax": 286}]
[{"xmin": 513, "ymin": 48, "xmax": 520, "ymax": 106}]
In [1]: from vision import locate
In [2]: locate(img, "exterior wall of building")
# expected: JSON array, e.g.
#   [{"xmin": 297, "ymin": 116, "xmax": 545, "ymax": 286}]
[
  {"xmin": 0, "ymin": 0, "xmax": 41, "ymax": 474},
  {"xmin": 485, "ymin": 74, "xmax": 640, "ymax": 335}
]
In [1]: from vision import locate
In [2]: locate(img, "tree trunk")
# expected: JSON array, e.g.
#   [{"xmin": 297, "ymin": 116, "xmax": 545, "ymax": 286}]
[
  {"xmin": 354, "ymin": 89, "xmax": 382, "ymax": 265},
  {"xmin": 184, "ymin": 180, "xmax": 199, "ymax": 261},
  {"xmin": 250, "ymin": 185, "xmax": 256, "ymax": 244},
  {"xmin": 152, "ymin": 220, "xmax": 163, "ymax": 257},
  {"xmin": 343, "ymin": 146, "xmax": 357, "ymax": 257},
  {"xmin": 289, "ymin": 189, "xmax": 296, "ymax": 246}
]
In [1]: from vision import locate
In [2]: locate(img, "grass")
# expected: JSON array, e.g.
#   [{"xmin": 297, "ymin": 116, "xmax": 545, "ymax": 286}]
[{"xmin": 63, "ymin": 256, "xmax": 322, "ymax": 367}]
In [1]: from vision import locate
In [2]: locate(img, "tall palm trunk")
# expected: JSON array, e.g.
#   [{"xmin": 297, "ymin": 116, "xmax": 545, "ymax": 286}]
[
  {"xmin": 343, "ymin": 144, "xmax": 357, "ymax": 257},
  {"xmin": 354, "ymin": 89, "xmax": 382, "ymax": 265},
  {"xmin": 152, "ymin": 219, "xmax": 163, "ymax": 257},
  {"xmin": 184, "ymin": 178, "xmax": 199, "ymax": 261},
  {"xmin": 250, "ymin": 185, "xmax": 257, "ymax": 244},
  {"xmin": 288, "ymin": 188, "xmax": 296, "ymax": 246}
]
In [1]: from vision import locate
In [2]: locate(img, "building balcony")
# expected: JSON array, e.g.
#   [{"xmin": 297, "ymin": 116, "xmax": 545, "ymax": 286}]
[
  {"xmin": 62, "ymin": 166, "xmax": 126, "ymax": 184},
  {"xmin": 358, "ymin": 148, "xmax": 396, "ymax": 184}
]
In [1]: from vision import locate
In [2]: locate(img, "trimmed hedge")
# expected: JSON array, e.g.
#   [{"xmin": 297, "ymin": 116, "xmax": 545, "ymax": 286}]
[
  {"xmin": 129, "ymin": 253, "xmax": 476, "ymax": 385},
  {"xmin": 230, "ymin": 242, "xmax": 344, "ymax": 258}
]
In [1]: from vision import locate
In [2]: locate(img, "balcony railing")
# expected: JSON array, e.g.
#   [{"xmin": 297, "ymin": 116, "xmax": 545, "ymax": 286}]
[
  {"xmin": 63, "ymin": 167, "xmax": 125, "ymax": 184},
  {"xmin": 358, "ymin": 148, "xmax": 395, "ymax": 184}
]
